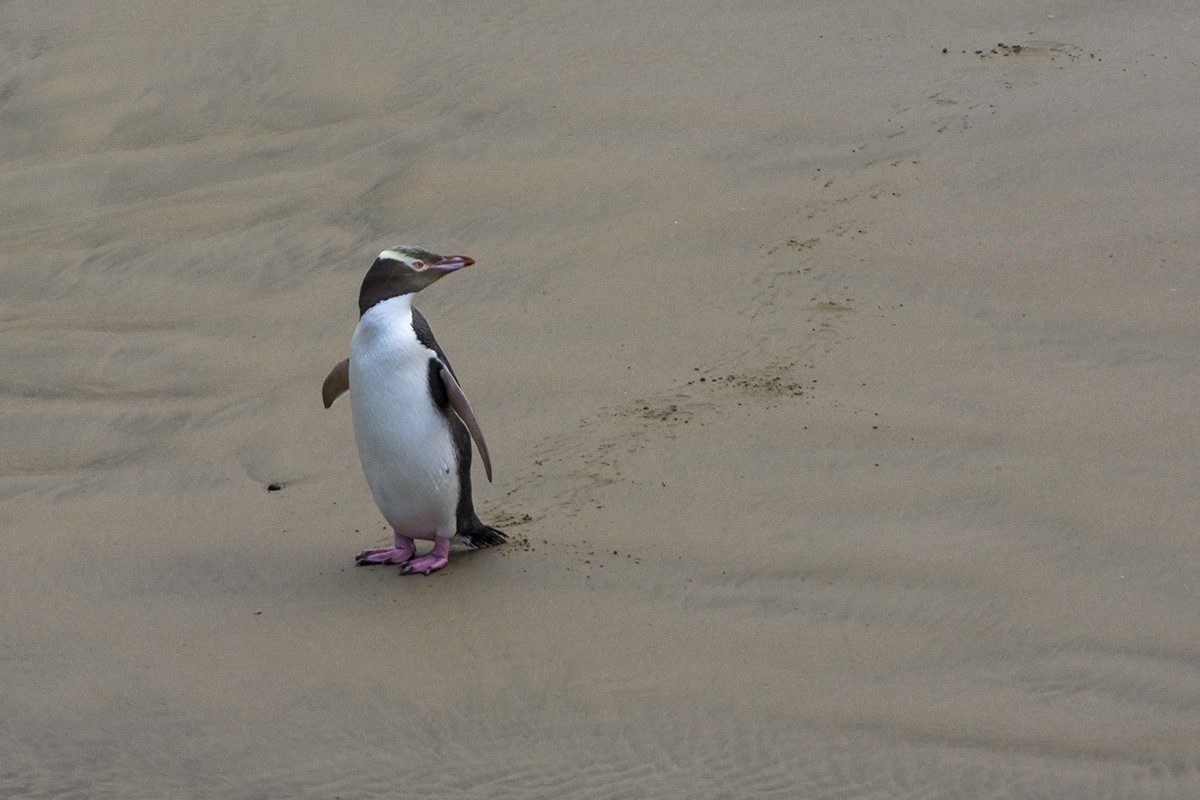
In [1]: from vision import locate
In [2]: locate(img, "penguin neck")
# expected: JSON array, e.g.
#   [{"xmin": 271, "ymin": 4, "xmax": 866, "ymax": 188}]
[
  {"xmin": 359, "ymin": 292, "xmax": 414, "ymax": 325},
  {"xmin": 354, "ymin": 293, "xmax": 420, "ymax": 350}
]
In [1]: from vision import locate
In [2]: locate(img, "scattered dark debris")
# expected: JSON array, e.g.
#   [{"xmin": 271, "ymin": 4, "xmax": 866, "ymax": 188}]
[
  {"xmin": 994, "ymin": 42, "xmax": 1024, "ymax": 55},
  {"xmin": 786, "ymin": 237, "xmax": 820, "ymax": 251},
  {"xmin": 962, "ymin": 41, "xmax": 1086, "ymax": 61},
  {"xmin": 640, "ymin": 404, "xmax": 678, "ymax": 422},
  {"xmin": 490, "ymin": 510, "xmax": 534, "ymax": 528},
  {"xmin": 692, "ymin": 372, "xmax": 806, "ymax": 397},
  {"xmin": 504, "ymin": 533, "xmax": 534, "ymax": 553}
]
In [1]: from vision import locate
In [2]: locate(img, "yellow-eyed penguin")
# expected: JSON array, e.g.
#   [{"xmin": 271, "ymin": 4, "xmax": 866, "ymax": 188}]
[{"xmin": 322, "ymin": 245, "xmax": 504, "ymax": 574}]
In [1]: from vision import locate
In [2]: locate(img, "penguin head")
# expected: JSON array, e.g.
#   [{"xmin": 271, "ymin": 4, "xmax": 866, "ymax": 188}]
[{"xmin": 358, "ymin": 245, "xmax": 475, "ymax": 315}]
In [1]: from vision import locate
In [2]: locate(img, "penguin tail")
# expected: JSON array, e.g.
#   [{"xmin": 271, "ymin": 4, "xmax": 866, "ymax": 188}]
[{"xmin": 465, "ymin": 518, "xmax": 506, "ymax": 549}]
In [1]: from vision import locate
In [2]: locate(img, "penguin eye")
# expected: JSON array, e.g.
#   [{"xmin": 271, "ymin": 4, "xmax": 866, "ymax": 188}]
[{"xmin": 410, "ymin": 260, "xmax": 427, "ymax": 271}]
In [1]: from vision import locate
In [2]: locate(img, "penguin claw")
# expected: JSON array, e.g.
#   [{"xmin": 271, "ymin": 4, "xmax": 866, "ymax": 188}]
[
  {"xmin": 399, "ymin": 555, "xmax": 449, "ymax": 575},
  {"xmin": 354, "ymin": 544, "xmax": 416, "ymax": 566},
  {"xmin": 399, "ymin": 536, "xmax": 451, "ymax": 575}
]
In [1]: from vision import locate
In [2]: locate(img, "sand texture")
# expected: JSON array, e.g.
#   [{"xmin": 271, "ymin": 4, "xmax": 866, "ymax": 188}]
[{"xmin": 4, "ymin": 2, "xmax": 1200, "ymax": 798}]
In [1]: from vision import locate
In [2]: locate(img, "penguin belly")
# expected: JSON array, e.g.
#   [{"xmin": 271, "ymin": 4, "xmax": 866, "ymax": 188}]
[{"xmin": 349, "ymin": 301, "xmax": 460, "ymax": 539}]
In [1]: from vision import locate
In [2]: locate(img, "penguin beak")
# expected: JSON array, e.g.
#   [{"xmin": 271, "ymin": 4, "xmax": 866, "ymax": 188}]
[{"xmin": 430, "ymin": 255, "xmax": 475, "ymax": 272}]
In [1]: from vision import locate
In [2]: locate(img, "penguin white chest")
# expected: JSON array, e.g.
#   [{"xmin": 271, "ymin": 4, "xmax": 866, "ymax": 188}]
[{"xmin": 348, "ymin": 299, "xmax": 459, "ymax": 535}]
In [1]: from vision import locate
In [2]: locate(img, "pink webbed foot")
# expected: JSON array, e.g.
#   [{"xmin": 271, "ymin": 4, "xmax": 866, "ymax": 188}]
[
  {"xmin": 355, "ymin": 534, "xmax": 416, "ymax": 566},
  {"xmin": 401, "ymin": 536, "xmax": 451, "ymax": 575}
]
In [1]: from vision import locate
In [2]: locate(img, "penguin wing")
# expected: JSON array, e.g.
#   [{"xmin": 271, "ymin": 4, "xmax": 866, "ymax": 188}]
[
  {"xmin": 438, "ymin": 365, "xmax": 493, "ymax": 483},
  {"xmin": 411, "ymin": 307, "xmax": 494, "ymax": 482},
  {"xmin": 322, "ymin": 358, "xmax": 350, "ymax": 408}
]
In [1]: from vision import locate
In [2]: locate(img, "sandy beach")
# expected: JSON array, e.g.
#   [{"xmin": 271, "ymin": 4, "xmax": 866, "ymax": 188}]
[{"xmin": 4, "ymin": 1, "xmax": 1200, "ymax": 797}]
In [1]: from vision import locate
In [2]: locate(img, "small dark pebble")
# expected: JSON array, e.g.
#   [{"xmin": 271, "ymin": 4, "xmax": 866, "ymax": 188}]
[{"xmin": 267, "ymin": 482, "xmax": 283, "ymax": 492}]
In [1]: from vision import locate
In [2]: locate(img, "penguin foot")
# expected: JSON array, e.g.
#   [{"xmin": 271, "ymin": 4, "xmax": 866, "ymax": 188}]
[
  {"xmin": 400, "ymin": 536, "xmax": 451, "ymax": 575},
  {"xmin": 355, "ymin": 537, "xmax": 416, "ymax": 566}
]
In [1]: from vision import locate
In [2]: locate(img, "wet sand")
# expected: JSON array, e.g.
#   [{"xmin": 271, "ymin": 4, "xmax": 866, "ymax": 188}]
[{"xmin": 4, "ymin": 2, "xmax": 1200, "ymax": 797}]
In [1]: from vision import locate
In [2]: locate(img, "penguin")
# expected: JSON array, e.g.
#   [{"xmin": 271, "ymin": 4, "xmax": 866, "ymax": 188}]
[{"xmin": 322, "ymin": 245, "xmax": 505, "ymax": 575}]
